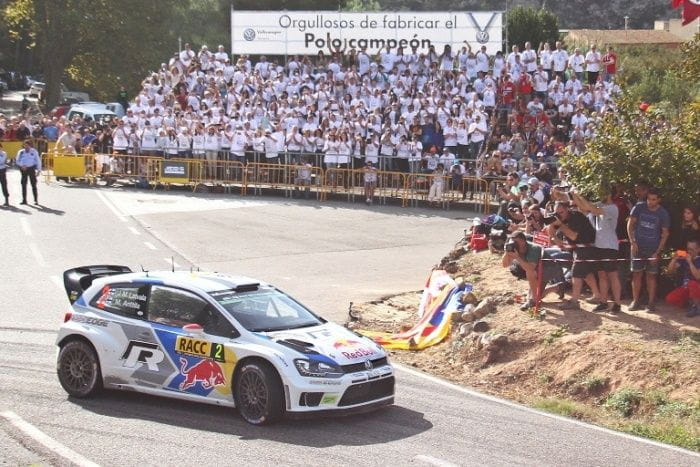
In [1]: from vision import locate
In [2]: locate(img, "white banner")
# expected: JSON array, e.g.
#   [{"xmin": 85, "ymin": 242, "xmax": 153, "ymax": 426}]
[{"xmin": 230, "ymin": 10, "xmax": 503, "ymax": 56}]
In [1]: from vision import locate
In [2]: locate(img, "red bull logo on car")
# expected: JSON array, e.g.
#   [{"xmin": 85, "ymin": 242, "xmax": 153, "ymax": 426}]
[
  {"xmin": 179, "ymin": 358, "xmax": 226, "ymax": 390},
  {"xmin": 332, "ymin": 338, "xmax": 376, "ymax": 359}
]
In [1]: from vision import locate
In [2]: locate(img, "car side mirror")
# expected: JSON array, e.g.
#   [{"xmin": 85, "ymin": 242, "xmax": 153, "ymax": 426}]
[{"xmin": 183, "ymin": 323, "xmax": 204, "ymax": 336}]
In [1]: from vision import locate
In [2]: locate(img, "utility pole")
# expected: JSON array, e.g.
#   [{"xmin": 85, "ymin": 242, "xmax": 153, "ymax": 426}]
[{"xmin": 504, "ymin": 0, "xmax": 509, "ymax": 53}]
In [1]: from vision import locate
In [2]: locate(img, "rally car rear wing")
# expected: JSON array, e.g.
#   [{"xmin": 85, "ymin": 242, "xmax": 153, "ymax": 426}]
[{"xmin": 63, "ymin": 265, "xmax": 132, "ymax": 304}]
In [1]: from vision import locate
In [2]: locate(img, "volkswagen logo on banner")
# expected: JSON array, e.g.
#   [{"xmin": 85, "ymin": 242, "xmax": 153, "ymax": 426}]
[
  {"xmin": 243, "ymin": 28, "xmax": 256, "ymax": 41},
  {"xmin": 476, "ymin": 30, "xmax": 490, "ymax": 44}
]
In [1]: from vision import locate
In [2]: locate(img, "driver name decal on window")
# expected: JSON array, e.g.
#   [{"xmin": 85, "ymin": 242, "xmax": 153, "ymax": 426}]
[
  {"xmin": 93, "ymin": 285, "xmax": 147, "ymax": 316},
  {"xmin": 175, "ymin": 336, "xmax": 225, "ymax": 362}
]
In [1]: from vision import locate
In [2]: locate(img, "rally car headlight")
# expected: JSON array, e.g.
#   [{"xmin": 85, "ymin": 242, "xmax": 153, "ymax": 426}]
[{"xmin": 294, "ymin": 359, "xmax": 343, "ymax": 378}]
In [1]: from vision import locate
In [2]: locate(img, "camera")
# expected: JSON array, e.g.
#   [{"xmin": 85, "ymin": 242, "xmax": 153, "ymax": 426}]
[
  {"xmin": 542, "ymin": 216, "xmax": 558, "ymax": 226},
  {"xmin": 505, "ymin": 242, "xmax": 516, "ymax": 253}
]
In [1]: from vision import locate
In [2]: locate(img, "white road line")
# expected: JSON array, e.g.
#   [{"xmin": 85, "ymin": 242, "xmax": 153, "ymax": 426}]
[
  {"xmin": 414, "ymin": 455, "xmax": 458, "ymax": 467},
  {"xmin": 143, "ymin": 241, "xmax": 157, "ymax": 250},
  {"xmin": 128, "ymin": 226, "xmax": 141, "ymax": 236},
  {"xmin": 0, "ymin": 411, "xmax": 100, "ymax": 467},
  {"xmin": 49, "ymin": 275, "xmax": 63, "ymax": 291},
  {"xmin": 95, "ymin": 191, "xmax": 127, "ymax": 223},
  {"xmin": 20, "ymin": 217, "xmax": 32, "ymax": 236},
  {"xmin": 164, "ymin": 258, "xmax": 181, "ymax": 268},
  {"xmin": 29, "ymin": 243, "xmax": 46, "ymax": 267},
  {"xmin": 394, "ymin": 363, "xmax": 700, "ymax": 457}
]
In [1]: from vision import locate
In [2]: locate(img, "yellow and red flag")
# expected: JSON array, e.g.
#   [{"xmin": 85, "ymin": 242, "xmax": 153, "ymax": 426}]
[{"xmin": 360, "ymin": 270, "xmax": 458, "ymax": 350}]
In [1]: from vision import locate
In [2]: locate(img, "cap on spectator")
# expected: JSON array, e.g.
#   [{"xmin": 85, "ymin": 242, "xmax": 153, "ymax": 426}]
[{"xmin": 528, "ymin": 177, "xmax": 540, "ymax": 185}]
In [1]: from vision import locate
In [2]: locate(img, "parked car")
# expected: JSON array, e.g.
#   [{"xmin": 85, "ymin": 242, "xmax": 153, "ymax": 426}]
[
  {"xmin": 66, "ymin": 104, "xmax": 116, "ymax": 124},
  {"xmin": 49, "ymin": 98, "xmax": 84, "ymax": 118},
  {"xmin": 33, "ymin": 82, "xmax": 90, "ymax": 102},
  {"xmin": 28, "ymin": 81, "xmax": 45, "ymax": 98},
  {"xmin": 0, "ymin": 71, "xmax": 29, "ymax": 90}
]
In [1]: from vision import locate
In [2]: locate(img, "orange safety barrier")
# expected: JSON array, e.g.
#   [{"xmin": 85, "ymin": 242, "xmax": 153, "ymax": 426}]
[
  {"xmin": 321, "ymin": 168, "xmax": 410, "ymax": 206},
  {"xmin": 94, "ymin": 154, "xmax": 161, "ymax": 187},
  {"xmin": 195, "ymin": 159, "xmax": 246, "ymax": 193},
  {"xmin": 404, "ymin": 174, "xmax": 490, "ymax": 211},
  {"xmin": 244, "ymin": 162, "xmax": 323, "ymax": 200},
  {"xmin": 404, "ymin": 173, "xmax": 449, "ymax": 208}
]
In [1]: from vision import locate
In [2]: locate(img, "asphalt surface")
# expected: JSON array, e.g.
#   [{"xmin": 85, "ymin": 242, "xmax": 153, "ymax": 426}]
[{"xmin": 0, "ymin": 171, "xmax": 698, "ymax": 466}]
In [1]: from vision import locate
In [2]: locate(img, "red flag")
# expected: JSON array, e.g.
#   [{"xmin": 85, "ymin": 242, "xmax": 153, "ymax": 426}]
[{"xmin": 672, "ymin": 0, "xmax": 700, "ymax": 25}]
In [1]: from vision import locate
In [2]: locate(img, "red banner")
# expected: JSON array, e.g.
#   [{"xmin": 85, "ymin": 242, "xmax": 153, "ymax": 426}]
[{"xmin": 672, "ymin": 0, "xmax": 700, "ymax": 26}]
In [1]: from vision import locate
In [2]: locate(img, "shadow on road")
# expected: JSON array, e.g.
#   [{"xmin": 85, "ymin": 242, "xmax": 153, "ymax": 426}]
[
  {"xmin": 71, "ymin": 391, "xmax": 432, "ymax": 446},
  {"xmin": 28, "ymin": 203, "xmax": 66, "ymax": 216}
]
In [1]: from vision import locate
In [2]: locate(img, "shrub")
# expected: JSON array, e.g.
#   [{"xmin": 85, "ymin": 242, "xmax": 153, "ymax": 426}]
[{"xmin": 605, "ymin": 388, "xmax": 642, "ymax": 417}]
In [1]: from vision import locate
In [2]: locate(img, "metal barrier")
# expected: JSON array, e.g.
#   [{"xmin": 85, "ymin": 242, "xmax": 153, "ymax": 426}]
[
  {"xmin": 94, "ymin": 154, "xmax": 161, "ymax": 187},
  {"xmin": 3, "ymin": 139, "xmax": 55, "ymax": 161},
  {"xmin": 244, "ymin": 163, "xmax": 323, "ymax": 200},
  {"xmin": 194, "ymin": 160, "xmax": 245, "ymax": 193},
  {"xmin": 36, "ymin": 149, "xmax": 502, "ymax": 212},
  {"xmin": 405, "ymin": 174, "xmax": 491, "ymax": 211}
]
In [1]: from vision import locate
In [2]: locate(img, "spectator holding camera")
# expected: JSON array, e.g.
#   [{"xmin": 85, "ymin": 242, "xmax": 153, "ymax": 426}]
[
  {"xmin": 548, "ymin": 200, "xmax": 603, "ymax": 310},
  {"xmin": 665, "ymin": 239, "xmax": 700, "ymax": 317},
  {"xmin": 571, "ymin": 187, "xmax": 622, "ymax": 313},
  {"xmin": 627, "ymin": 188, "xmax": 670, "ymax": 312},
  {"xmin": 502, "ymin": 231, "xmax": 565, "ymax": 310}
]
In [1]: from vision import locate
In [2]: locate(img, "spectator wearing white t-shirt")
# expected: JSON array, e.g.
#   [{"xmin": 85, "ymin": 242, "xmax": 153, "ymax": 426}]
[
  {"xmin": 551, "ymin": 42, "xmax": 569, "ymax": 81},
  {"xmin": 468, "ymin": 114, "xmax": 487, "ymax": 160},
  {"xmin": 584, "ymin": 44, "xmax": 602, "ymax": 86},
  {"xmin": 568, "ymin": 48, "xmax": 585, "ymax": 82},
  {"xmin": 538, "ymin": 42, "xmax": 553, "ymax": 80},
  {"xmin": 521, "ymin": 42, "xmax": 538, "ymax": 74}
]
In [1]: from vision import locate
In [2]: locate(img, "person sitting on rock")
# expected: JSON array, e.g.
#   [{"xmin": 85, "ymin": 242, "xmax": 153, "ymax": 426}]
[{"xmin": 502, "ymin": 231, "xmax": 565, "ymax": 311}]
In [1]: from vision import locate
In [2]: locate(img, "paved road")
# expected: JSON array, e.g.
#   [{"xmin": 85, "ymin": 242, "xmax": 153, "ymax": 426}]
[{"xmin": 0, "ymin": 172, "xmax": 697, "ymax": 466}]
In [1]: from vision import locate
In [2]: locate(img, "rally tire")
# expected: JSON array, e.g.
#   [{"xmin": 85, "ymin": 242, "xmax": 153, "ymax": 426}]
[
  {"xmin": 234, "ymin": 361, "xmax": 284, "ymax": 425},
  {"xmin": 57, "ymin": 340, "xmax": 103, "ymax": 398}
]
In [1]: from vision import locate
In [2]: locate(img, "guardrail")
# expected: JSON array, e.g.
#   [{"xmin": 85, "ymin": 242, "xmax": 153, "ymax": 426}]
[{"xmin": 40, "ymin": 151, "xmax": 498, "ymax": 212}]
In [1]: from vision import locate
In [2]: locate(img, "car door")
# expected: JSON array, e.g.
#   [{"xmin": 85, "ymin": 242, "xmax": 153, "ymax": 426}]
[
  {"xmin": 146, "ymin": 285, "xmax": 240, "ymax": 401},
  {"xmin": 87, "ymin": 282, "xmax": 171, "ymax": 388}
]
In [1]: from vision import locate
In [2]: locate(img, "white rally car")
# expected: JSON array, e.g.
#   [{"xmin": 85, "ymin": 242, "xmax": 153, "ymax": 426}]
[{"xmin": 56, "ymin": 265, "xmax": 394, "ymax": 425}]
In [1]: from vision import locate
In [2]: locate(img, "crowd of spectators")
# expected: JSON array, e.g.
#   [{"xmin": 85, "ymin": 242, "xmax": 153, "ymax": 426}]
[
  {"xmin": 498, "ymin": 178, "xmax": 699, "ymax": 318},
  {"xmin": 1, "ymin": 40, "xmax": 621, "ymax": 184}
]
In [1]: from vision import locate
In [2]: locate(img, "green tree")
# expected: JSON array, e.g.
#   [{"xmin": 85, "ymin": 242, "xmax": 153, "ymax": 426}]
[
  {"xmin": 562, "ymin": 98, "xmax": 699, "ymax": 206},
  {"xmin": 563, "ymin": 35, "xmax": 700, "ymax": 206},
  {"xmin": 3, "ymin": 0, "xmax": 177, "ymax": 107},
  {"xmin": 343, "ymin": 0, "xmax": 381, "ymax": 11},
  {"xmin": 506, "ymin": 5, "xmax": 559, "ymax": 51}
]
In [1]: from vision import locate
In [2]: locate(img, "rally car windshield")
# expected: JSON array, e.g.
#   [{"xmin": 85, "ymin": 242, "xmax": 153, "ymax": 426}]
[{"xmin": 210, "ymin": 288, "xmax": 324, "ymax": 332}]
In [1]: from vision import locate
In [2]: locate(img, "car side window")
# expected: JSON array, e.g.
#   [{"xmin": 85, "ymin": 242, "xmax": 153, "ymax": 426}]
[
  {"xmin": 201, "ymin": 306, "xmax": 238, "ymax": 338},
  {"xmin": 148, "ymin": 286, "xmax": 238, "ymax": 337},
  {"xmin": 90, "ymin": 284, "xmax": 148, "ymax": 319},
  {"xmin": 148, "ymin": 285, "xmax": 209, "ymax": 328}
]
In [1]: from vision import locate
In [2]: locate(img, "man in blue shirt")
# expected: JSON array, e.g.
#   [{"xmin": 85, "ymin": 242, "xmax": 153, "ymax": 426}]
[
  {"xmin": 15, "ymin": 139, "xmax": 42, "ymax": 205},
  {"xmin": 627, "ymin": 188, "xmax": 670, "ymax": 312}
]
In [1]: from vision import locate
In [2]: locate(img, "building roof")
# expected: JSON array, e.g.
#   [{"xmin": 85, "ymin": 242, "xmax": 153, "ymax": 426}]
[{"xmin": 565, "ymin": 29, "xmax": 686, "ymax": 46}]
